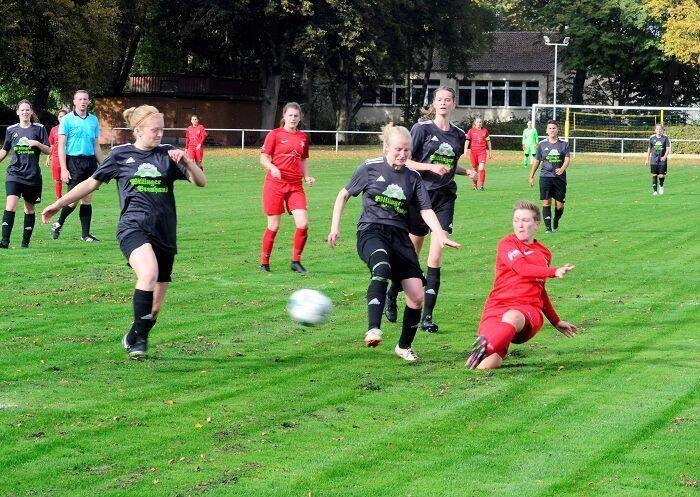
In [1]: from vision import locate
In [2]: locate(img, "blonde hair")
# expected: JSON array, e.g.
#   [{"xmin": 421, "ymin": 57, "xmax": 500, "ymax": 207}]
[
  {"xmin": 123, "ymin": 105, "xmax": 161, "ymax": 130},
  {"xmin": 419, "ymin": 86, "xmax": 456, "ymax": 121},
  {"xmin": 280, "ymin": 102, "xmax": 303, "ymax": 127},
  {"xmin": 513, "ymin": 199, "xmax": 540, "ymax": 221},
  {"xmin": 381, "ymin": 123, "xmax": 411, "ymax": 151}
]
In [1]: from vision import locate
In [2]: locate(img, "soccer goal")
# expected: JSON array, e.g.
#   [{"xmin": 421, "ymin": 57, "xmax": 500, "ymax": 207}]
[{"xmin": 531, "ymin": 103, "xmax": 700, "ymax": 158}]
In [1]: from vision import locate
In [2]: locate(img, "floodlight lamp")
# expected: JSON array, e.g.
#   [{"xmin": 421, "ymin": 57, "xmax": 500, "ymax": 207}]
[
  {"xmin": 543, "ymin": 35, "xmax": 551, "ymax": 44},
  {"xmin": 563, "ymin": 37, "xmax": 570, "ymax": 45}
]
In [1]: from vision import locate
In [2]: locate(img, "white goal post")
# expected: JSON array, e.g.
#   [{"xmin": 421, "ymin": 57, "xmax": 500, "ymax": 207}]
[{"xmin": 531, "ymin": 103, "xmax": 700, "ymax": 158}]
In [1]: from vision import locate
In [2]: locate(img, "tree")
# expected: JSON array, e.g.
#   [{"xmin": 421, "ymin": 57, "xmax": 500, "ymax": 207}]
[{"xmin": 646, "ymin": 0, "xmax": 700, "ymax": 66}]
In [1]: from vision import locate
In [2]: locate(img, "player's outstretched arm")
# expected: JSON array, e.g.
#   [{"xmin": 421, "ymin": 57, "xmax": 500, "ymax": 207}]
[
  {"xmin": 554, "ymin": 263, "xmax": 575, "ymax": 278},
  {"xmin": 405, "ymin": 158, "xmax": 448, "ymax": 176},
  {"xmin": 42, "ymin": 177, "xmax": 102, "ymax": 223},
  {"xmin": 327, "ymin": 188, "xmax": 350, "ymax": 247},
  {"xmin": 168, "ymin": 148, "xmax": 206, "ymax": 186}
]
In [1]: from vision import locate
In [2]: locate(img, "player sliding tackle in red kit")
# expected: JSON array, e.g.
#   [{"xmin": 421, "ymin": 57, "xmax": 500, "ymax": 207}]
[{"xmin": 467, "ymin": 199, "xmax": 578, "ymax": 370}]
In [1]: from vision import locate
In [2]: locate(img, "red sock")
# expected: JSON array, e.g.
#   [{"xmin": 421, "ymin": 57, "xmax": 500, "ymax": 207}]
[
  {"xmin": 54, "ymin": 181, "xmax": 62, "ymax": 199},
  {"xmin": 479, "ymin": 169, "xmax": 486, "ymax": 187},
  {"xmin": 261, "ymin": 229, "xmax": 277, "ymax": 264},
  {"xmin": 292, "ymin": 227, "xmax": 308, "ymax": 262},
  {"xmin": 480, "ymin": 322, "xmax": 516, "ymax": 358},
  {"xmin": 472, "ymin": 170, "xmax": 478, "ymax": 187}
]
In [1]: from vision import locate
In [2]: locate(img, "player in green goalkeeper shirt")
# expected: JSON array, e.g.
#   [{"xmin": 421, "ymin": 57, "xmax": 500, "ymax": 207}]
[{"xmin": 522, "ymin": 120, "xmax": 539, "ymax": 168}]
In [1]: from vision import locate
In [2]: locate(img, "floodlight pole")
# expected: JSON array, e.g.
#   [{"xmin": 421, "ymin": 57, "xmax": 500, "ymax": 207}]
[{"xmin": 544, "ymin": 36, "xmax": 570, "ymax": 121}]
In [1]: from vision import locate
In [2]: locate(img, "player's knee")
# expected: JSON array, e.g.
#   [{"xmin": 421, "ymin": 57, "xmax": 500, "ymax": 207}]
[
  {"xmin": 369, "ymin": 249, "xmax": 391, "ymax": 282},
  {"xmin": 501, "ymin": 310, "xmax": 525, "ymax": 330},
  {"xmin": 404, "ymin": 287, "xmax": 424, "ymax": 308}
]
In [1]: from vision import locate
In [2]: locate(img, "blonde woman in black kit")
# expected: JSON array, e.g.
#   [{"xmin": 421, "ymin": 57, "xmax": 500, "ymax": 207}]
[{"xmin": 43, "ymin": 105, "xmax": 206, "ymax": 358}]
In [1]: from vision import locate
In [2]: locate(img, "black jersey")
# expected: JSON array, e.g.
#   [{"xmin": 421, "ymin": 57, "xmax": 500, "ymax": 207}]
[
  {"xmin": 410, "ymin": 120, "xmax": 466, "ymax": 192},
  {"xmin": 92, "ymin": 143, "xmax": 189, "ymax": 253},
  {"xmin": 536, "ymin": 138, "xmax": 570, "ymax": 180},
  {"xmin": 345, "ymin": 156, "xmax": 432, "ymax": 232},
  {"xmin": 2, "ymin": 123, "xmax": 49, "ymax": 186},
  {"xmin": 648, "ymin": 134, "xmax": 670, "ymax": 165}
]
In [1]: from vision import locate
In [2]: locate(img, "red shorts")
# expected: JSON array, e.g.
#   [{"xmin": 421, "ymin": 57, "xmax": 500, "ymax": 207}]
[
  {"xmin": 262, "ymin": 178, "xmax": 307, "ymax": 215},
  {"xmin": 478, "ymin": 304, "xmax": 544, "ymax": 356},
  {"xmin": 187, "ymin": 147, "xmax": 204, "ymax": 163},
  {"xmin": 470, "ymin": 149, "xmax": 488, "ymax": 168},
  {"xmin": 51, "ymin": 158, "xmax": 61, "ymax": 181}
]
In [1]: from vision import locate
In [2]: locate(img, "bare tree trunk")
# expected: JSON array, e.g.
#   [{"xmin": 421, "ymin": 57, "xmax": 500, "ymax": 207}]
[
  {"xmin": 571, "ymin": 68, "xmax": 587, "ymax": 104},
  {"xmin": 110, "ymin": 27, "xmax": 142, "ymax": 95},
  {"xmin": 419, "ymin": 41, "xmax": 435, "ymax": 111},
  {"xmin": 661, "ymin": 59, "xmax": 678, "ymax": 106},
  {"xmin": 302, "ymin": 64, "xmax": 315, "ymax": 129},
  {"xmin": 259, "ymin": 39, "xmax": 286, "ymax": 142}
]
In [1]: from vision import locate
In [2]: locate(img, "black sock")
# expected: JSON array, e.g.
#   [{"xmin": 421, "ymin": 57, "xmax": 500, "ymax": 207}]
[
  {"xmin": 542, "ymin": 206, "xmax": 552, "ymax": 230},
  {"xmin": 366, "ymin": 279, "xmax": 388, "ymax": 329},
  {"xmin": 652, "ymin": 176, "xmax": 658, "ymax": 191},
  {"xmin": 659, "ymin": 176, "xmax": 665, "ymax": 186},
  {"xmin": 133, "ymin": 289, "xmax": 155, "ymax": 338},
  {"xmin": 553, "ymin": 207, "xmax": 564, "ymax": 230},
  {"xmin": 386, "ymin": 281, "xmax": 400, "ymax": 302},
  {"xmin": 422, "ymin": 266, "xmax": 441, "ymax": 321},
  {"xmin": 398, "ymin": 306, "xmax": 422, "ymax": 349},
  {"xmin": 79, "ymin": 204, "xmax": 92, "ymax": 238},
  {"xmin": 57, "ymin": 205, "xmax": 76, "ymax": 226},
  {"xmin": 2, "ymin": 210, "xmax": 15, "ymax": 242},
  {"xmin": 22, "ymin": 213, "xmax": 35, "ymax": 245}
]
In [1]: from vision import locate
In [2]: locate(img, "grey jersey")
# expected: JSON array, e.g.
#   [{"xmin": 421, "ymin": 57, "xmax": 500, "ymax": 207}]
[
  {"xmin": 410, "ymin": 120, "xmax": 466, "ymax": 192},
  {"xmin": 536, "ymin": 138, "xmax": 570, "ymax": 179},
  {"xmin": 2, "ymin": 123, "xmax": 49, "ymax": 186},
  {"xmin": 345, "ymin": 156, "xmax": 432, "ymax": 232},
  {"xmin": 648, "ymin": 134, "xmax": 670, "ymax": 165}
]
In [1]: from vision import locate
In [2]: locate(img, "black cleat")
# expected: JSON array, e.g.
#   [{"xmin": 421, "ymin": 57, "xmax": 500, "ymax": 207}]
[
  {"xmin": 260, "ymin": 263, "xmax": 271, "ymax": 272},
  {"xmin": 384, "ymin": 294, "xmax": 398, "ymax": 323},
  {"xmin": 122, "ymin": 329, "xmax": 136, "ymax": 350},
  {"xmin": 21, "ymin": 242, "xmax": 29, "ymax": 248},
  {"xmin": 421, "ymin": 316, "xmax": 439, "ymax": 333},
  {"xmin": 81, "ymin": 234, "xmax": 100, "ymax": 242},
  {"xmin": 51, "ymin": 222, "xmax": 61, "ymax": 239},
  {"xmin": 0, "ymin": 239, "xmax": 8, "ymax": 249},
  {"xmin": 127, "ymin": 337, "xmax": 148, "ymax": 359},
  {"xmin": 466, "ymin": 336, "xmax": 488, "ymax": 369},
  {"xmin": 290, "ymin": 261, "xmax": 308, "ymax": 274}
]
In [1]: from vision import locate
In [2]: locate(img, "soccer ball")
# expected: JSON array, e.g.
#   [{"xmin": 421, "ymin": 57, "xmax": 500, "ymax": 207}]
[{"xmin": 288, "ymin": 289, "xmax": 332, "ymax": 326}]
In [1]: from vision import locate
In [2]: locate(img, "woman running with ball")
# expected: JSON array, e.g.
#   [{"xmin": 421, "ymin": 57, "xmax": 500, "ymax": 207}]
[
  {"xmin": 42, "ymin": 105, "xmax": 206, "ymax": 358},
  {"xmin": 328, "ymin": 123, "xmax": 460, "ymax": 362}
]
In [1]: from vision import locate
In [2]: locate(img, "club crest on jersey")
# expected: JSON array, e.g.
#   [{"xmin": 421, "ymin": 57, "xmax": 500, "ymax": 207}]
[
  {"xmin": 130, "ymin": 162, "xmax": 167, "ymax": 193},
  {"xmin": 135, "ymin": 163, "xmax": 162, "ymax": 177},
  {"xmin": 429, "ymin": 142, "xmax": 456, "ymax": 167},
  {"xmin": 507, "ymin": 249, "xmax": 523, "ymax": 261}
]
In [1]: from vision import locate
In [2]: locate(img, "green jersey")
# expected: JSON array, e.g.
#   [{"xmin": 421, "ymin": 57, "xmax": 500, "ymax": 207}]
[{"xmin": 522, "ymin": 127, "xmax": 539, "ymax": 147}]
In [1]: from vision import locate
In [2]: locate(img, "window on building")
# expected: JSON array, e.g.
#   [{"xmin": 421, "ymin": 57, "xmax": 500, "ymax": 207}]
[{"xmin": 459, "ymin": 79, "xmax": 540, "ymax": 108}]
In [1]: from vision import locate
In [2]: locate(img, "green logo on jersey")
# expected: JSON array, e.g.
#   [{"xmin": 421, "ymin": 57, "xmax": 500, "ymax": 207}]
[
  {"xmin": 14, "ymin": 136, "xmax": 34, "ymax": 156},
  {"xmin": 374, "ymin": 183, "xmax": 407, "ymax": 214},
  {"xmin": 428, "ymin": 142, "xmax": 456, "ymax": 168},
  {"xmin": 130, "ymin": 162, "xmax": 167, "ymax": 193},
  {"xmin": 545, "ymin": 148, "xmax": 563, "ymax": 165}
]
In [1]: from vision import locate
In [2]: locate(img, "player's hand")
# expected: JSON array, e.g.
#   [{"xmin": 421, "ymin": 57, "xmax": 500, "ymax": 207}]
[
  {"xmin": 555, "ymin": 263, "xmax": 575, "ymax": 278},
  {"xmin": 554, "ymin": 167, "xmax": 565, "ymax": 175},
  {"xmin": 555, "ymin": 320, "xmax": 578, "ymax": 337},
  {"xmin": 60, "ymin": 169, "xmax": 71, "ymax": 183},
  {"xmin": 466, "ymin": 169, "xmax": 478, "ymax": 181},
  {"xmin": 268, "ymin": 165, "xmax": 282, "ymax": 180},
  {"xmin": 26, "ymin": 139, "xmax": 40, "ymax": 148},
  {"xmin": 168, "ymin": 148, "xmax": 186, "ymax": 163},
  {"xmin": 196, "ymin": 144, "xmax": 201, "ymax": 150},
  {"xmin": 327, "ymin": 231, "xmax": 340, "ymax": 247},
  {"xmin": 304, "ymin": 176, "xmax": 315, "ymax": 186},
  {"xmin": 435, "ymin": 232, "xmax": 460, "ymax": 249},
  {"xmin": 41, "ymin": 203, "xmax": 60, "ymax": 224},
  {"xmin": 431, "ymin": 164, "xmax": 449, "ymax": 176},
  {"xmin": 528, "ymin": 176, "xmax": 535, "ymax": 187}
]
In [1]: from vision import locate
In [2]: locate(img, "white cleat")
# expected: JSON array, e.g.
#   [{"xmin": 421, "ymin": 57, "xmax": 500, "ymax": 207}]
[
  {"xmin": 364, "ymin": 328, "xmax": 382, "ymax": 347},
  {"xmin": 652, "ymin": 190, "xmax": 658, "ymax": 196},
  {"xmin": 658, "ymin": 186, "xmax": 664, "ymax": 195},
  {"xmin": 394, "ymin": 344, "xmax": 419, "ymax": 362}
]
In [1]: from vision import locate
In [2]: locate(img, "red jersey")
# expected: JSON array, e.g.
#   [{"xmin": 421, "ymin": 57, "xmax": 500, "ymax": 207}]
[
  {"xmin": 261, "ymin": 127, "xmax": 309, "ymax": 183},
  {"xmin": 467, "ymin": 127, "xmax": 490, "ymax": 152},
  {"xmin": 185, "ymin": 124, "xmax": 207, "ymax": 149},
  {"xmin": 49, "ymin": 124, "xmax": 60, "ymax": 165},
  {"xmin": 484, "ymin": 233, "xmax": 560, "ymax": 323}
]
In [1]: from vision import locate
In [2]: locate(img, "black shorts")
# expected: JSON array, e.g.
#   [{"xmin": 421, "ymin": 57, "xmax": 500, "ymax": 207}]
[
  {"xmin": 408, "ymin": 187, "xmax": 456, "ymax": 236},
  {"xmin": 650, "ymin": 162, "xmax": 667, "ymax": 175},
  {"xmin": 6, "ymin": 181, "xmax": 42, "ymax": 204},
  {"xmin": 539, "ymin": 176, "xmax": 567, "ymax": 203},
  {"xmin": 357, "ymin": 224, "xmax": 425, "ymax": 284},
  {"xmin": 119, "ymin": 231, "xmax": 175, "ymax": 283},
  {"xmin": 67, "ymin": 155, "xmax": 98, "ymax": 189}
]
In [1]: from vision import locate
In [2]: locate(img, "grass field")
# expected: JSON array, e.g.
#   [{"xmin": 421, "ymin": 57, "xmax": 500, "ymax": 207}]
[{"xmin": 0, "ymin": 149, "xmax": 698, "ymax": 497}]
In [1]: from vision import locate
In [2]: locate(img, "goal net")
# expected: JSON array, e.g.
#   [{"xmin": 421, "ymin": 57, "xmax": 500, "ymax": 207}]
[{"xmin": 531, "ymin": 104, "xmax": 700, "ymax": 157}]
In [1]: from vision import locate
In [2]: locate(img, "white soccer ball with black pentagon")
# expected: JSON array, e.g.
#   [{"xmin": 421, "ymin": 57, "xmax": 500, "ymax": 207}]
[{"xmin": 288, "ymin": 289, "xmax": 332, "ymax": 326}]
